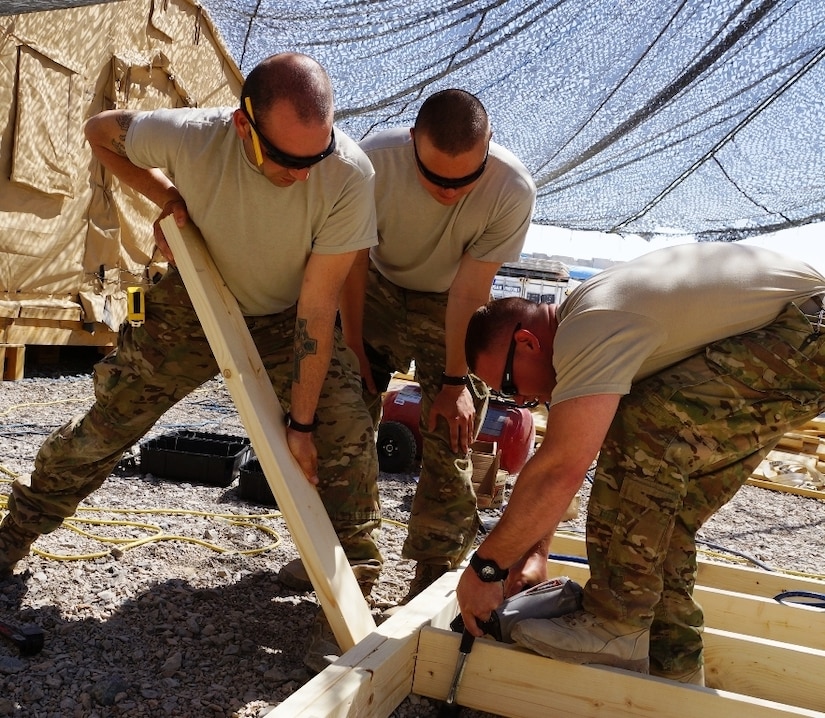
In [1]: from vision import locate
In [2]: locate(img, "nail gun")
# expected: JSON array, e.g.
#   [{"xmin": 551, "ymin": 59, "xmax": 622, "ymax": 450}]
[{"xmin": 450, "ymin": 575, "xmax": 583, "ymax": 642}]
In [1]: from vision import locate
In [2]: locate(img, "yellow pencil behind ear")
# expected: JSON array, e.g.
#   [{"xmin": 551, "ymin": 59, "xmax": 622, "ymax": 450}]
[{"xmin": 244, "ymin": 96, "xmax": 265, "ymax": 166}]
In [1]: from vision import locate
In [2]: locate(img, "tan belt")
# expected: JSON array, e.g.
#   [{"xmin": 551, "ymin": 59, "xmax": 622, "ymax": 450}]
[{"xmin": 800, "ymin": 294, "xmax": 825, "ymax": 334}]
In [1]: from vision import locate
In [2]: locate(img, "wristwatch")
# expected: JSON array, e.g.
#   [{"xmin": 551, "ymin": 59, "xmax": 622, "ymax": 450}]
[
  {"xmin": 440, "ymin": 372, "xmax": 469, "ymax": 387},
  {"xmin": 469, "ymin": 552, "xmax": 509, "ymax": 582},
  {"xmin": 284, "ymin": 412, "xmax": 319, "ymax": 433}
]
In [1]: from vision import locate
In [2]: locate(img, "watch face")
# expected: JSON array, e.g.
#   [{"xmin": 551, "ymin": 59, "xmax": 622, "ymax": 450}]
[{"xmin": 480, "ymin": 565, "xmax": 496, "ymax": 580}]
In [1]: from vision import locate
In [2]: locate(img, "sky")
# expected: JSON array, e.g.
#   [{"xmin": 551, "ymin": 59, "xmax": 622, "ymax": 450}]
[{"xmin": 524, "ymin": 222, "xmax": 825, "ymax": 273}]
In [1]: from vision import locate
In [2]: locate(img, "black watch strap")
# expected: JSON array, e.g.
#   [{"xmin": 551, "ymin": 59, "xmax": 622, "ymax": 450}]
[
  {"xmin": 284, "ymin": 411, "xmax": 319, "ymax": 433},
  {"xmin": 469, "ymin": 552, "xmax": 509, "ymax": 582},
  {"xmin": 441, "ymin": 372, "xmax": 469, "ymax": 387}
]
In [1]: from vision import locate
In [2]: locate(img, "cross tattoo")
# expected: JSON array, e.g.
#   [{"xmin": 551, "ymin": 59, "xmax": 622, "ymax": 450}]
[{"xmin": 293, "ymin": 317, "xmax": 318, "ymax": 382}]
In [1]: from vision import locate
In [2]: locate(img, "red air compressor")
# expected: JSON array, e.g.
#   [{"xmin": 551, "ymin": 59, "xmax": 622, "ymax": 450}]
[{"xmin": 377, "ymin": 383, "xmax": 535, "ymax": 474}]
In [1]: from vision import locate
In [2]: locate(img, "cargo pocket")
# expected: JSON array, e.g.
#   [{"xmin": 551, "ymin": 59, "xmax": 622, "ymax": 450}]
[{"xmin": 609, "ymin": 476, "xmax": 681, "ymax": 575}]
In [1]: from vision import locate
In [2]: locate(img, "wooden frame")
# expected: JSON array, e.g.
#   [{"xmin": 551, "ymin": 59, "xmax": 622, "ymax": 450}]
[
  {"xmin": 161, "ymin": 218, "xmax": 825, "ymax": 717},
  {"xmin": 272, "ymin": 535, "xmax": 825, "ymax": 717}
]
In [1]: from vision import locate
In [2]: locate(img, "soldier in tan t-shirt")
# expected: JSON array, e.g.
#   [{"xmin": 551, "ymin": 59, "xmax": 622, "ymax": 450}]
[
  {"xmin": 0, "ymin": 53, "xmax": 381, "ymax": 675},
  {"xmin": 456, "ymin": 242, "xmax": 825, "ymax": 685},
  {"xmin": 337, "ymin": 89, "xmax": 536, "ymax": 606}
]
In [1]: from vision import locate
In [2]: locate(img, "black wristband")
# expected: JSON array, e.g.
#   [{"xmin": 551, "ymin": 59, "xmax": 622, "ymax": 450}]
[
  {"xmin": 469, "ymin": 552, "xmax": 509, "ymax": 582},
  {"xmin": 284, "ymin": 412, "xmax": 319, "ymax": 433},
  {"xmin": 441, "ymin": 372, "xmax": 469, "ymax": 387}
]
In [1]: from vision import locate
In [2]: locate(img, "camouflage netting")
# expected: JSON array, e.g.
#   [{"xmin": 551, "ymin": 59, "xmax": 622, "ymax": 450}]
[{"xmin": 201, "ymin": 0, "xmax": 824, "ymax": 240}]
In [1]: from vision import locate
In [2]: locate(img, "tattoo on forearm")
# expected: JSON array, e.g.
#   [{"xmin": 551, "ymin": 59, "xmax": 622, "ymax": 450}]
[
  {"xmin": 293, "ymin": 317, "xmax": 318, "ymax": 382},
  {"xmin": 112, "ymin": 113, "xmax": 132, "ymax": 156}
]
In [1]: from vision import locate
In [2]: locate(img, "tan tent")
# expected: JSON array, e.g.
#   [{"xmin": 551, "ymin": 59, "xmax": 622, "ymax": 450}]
[{"xmin": 0, "ymin": 0, "xmax": 242, "ymax": 351}]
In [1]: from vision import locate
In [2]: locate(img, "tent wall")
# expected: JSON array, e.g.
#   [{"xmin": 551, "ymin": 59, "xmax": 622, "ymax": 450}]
[{"xmin": 0, "ymin": 0, "xmax": 242, "ymax": 347}]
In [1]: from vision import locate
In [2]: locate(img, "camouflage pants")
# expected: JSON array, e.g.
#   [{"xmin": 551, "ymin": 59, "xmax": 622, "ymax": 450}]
[
  {"xmin": 361, "ymin": 266, "xmax": 487, "ymax": 567},
  {"xmin": 6, "ymin": 268, "xmax": 382, "ymax": 584},
  {"xmin": 584, "ymin": 300, "xmax": 825, "ymax": 677}
]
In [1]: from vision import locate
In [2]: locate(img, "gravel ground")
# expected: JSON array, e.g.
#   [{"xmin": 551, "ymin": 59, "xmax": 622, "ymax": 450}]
[{"xmin": 1, "ymin": 347, "xmax": 824, "ymax": 717}]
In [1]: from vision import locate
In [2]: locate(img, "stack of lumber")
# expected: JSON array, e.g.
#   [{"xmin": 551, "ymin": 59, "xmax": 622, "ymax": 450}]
[
  {"xmin": 535, "ymin": 405, "xmax": 825, "ymax": 501},
  {"xmin": 749, "ymin": 418, "xmax": 825, "ymax": 500}
]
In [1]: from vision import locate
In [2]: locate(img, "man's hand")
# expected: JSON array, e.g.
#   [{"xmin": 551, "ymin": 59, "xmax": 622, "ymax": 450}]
[
  {"xmin": 428, "ymin": 384, "xmax": 475, "ymax": 453},
  {"xmin": 285, "ymin": 430, "xmax": 319, "ymax": 485},
  {"xmin": 504, "ymin": 551, "xmax": 549, "ymax": 597},
  {"xmin": 351, "ymin": 343, "xmax": 378, "ymax": 395},
  {"xmin": 153, "ymin": 198, "xmax": 189, "ymax": 264},
  {"xmin": 456, "ymin": 565, "xmax": 506, "ymax": 637}
]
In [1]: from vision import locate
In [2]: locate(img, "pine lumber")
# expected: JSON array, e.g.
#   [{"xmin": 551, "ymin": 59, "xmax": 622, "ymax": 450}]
[
  {"xmin": 776, "ymin": 433, "xmax": 825, "ymax": 457},
  {"xmin": 413, "ymin": 628, "xmax": 825, "ymax": 718},
  {"xmin": 0, "ymin": 344, "xmax": 24, "ymax": 381},
  {"xmin": 159, "ymin": 216, "xmax": 375, "ymax": 651},
  {"xmin": 549, "ymin": 532, "xmax": 825, "ymax": 599},
  {"xmin": 703, "ymin": 628, "xmax": 825, "ymax": 711},
  {"xmin": 745, "ymin": 422, "xmax": 825, "ymax": 496},
  {"xmin": 746, "ymin": 477, "xmax": 825, "ymax": 500},
  {"xmin": 273, "ymin": 539, "xmax": 825, "ymax": 717},
  {"xmin": 1, "ymin": 320, "xmax": 117, "ymax": 347},
  {"xmin": 265, "ymin": 569, "xmax": 462, "ymax": 717}
]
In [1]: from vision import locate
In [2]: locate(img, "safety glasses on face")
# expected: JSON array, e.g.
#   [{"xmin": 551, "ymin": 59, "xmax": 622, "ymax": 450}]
[
  {"xmin": 412, "ymin": 139, "xmax": 488, "ymax": 189},
  {"xmin": 241, "ymin": 98, "xmax": 336, "ymax": 170},
  {"xmin": 494, "ymin": 322, "xmax": 539, "ymax": 409}
]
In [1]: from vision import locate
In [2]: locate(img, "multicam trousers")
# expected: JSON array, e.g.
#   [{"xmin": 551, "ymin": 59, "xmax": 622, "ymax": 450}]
[
  {"xmin": 5, "ymin": 268, "xmax": 382, "ymax": 585},
  {"xmin": 361, "ymin": 266, "xmax": 488, "ymax": 567},
  {"xmin": 584, "ymin": 299, "xmax": 825, "ymax": 678}
]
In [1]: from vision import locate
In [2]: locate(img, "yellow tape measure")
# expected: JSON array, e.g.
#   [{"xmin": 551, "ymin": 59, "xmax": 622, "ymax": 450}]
[{"xmin": 127, "ymin": 286, "xmax": 145, "ymax": 326}]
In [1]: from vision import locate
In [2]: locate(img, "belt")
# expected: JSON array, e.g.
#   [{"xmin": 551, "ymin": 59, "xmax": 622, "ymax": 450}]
[{"xmin": 800, "ymin": 293, "xmax": 825, "ymax": 334}]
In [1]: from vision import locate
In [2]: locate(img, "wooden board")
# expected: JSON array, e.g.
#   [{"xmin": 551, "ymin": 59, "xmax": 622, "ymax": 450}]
[
  {"xmin": 549, "ymin": 532, "xmax": 825, "ymax": 599},
  {"xmin": 413, "ymin": 628, "xmax": 825, "ymax": 718},
  {"xmin": 0, "ymin": 344, "xmax": 24, "ymax": 381},
  {"xmin": 746, "ymin": 477, "xmax": 825, "ymax": 500},
  {"xmin": 0, "ymin": 319, "xmax": 117, "ymax": 347},
  {"xmin": 272, "ymin": 538, "xmax": 825, "ymax": 718},
  {"xmin": 265, "ymin": 569, "xmax": 462, "ymax": 717},
  {"xmin": 703, "ymin": 628, "xmax": 825, "ymax": 711},
  {"xmin": 159, "ymin": 217, "xmax": 375, "ymax": 651}
]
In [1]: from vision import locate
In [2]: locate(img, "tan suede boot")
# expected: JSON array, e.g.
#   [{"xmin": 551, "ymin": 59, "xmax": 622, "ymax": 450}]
[{"xmin": 512, "ymin": 610, "xmax": 650, "ymax": 673}]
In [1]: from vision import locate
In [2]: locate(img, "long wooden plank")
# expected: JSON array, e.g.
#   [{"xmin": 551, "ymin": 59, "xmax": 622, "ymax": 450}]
[
  {"xmin": 160, "ymin": 216, "xmax": 374, "ymax": 650},
  {"xmin": 698, "ymin": 585, "xmax": 825, "ymax": 650},
  {"xmin": 550, "ymin": 532, "xmax": 825, "ymax": 598},
  {"xmin": 413, "ymin": 628, "xmax": 825, "ymax": 718},
  {"xmin": 704, "ymin": 628, "xmax": 825, "ymax": 711},
  {"xmin": 266, "ymin": 569, "xmax": 462, "ymax": 717},
  {"xmin": 2, "ymin": 321, "xmax": 118, "ymax": 346},
  {"xmin": 746, "ymin": 477, "xmax": 825, "ymax": 500}
]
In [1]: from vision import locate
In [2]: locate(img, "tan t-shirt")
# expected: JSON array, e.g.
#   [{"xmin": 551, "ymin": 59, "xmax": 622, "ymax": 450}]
[
  {"xmin": 126, "ymin": 107, "xmax": 377, "ymax": 316},
  {"xmin": 551, "ymin": 242, "xmax": 825, "ymax": 406},
  {"xmin": 360, "ymin": 127, "xmax": 536, "ymax": 292}
]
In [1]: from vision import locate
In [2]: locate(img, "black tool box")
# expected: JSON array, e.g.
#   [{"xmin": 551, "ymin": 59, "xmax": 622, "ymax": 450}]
[
  {"xmin": 238, "ymin": 457, "xmax": 278, "ymax": 507},
  {"xmin": 140, "ymin": 431, "xmax": 251, "ymax": 487}
]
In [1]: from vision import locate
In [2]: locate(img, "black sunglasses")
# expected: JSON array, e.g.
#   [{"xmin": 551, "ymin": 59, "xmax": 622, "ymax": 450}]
[
  {"xmin": 412, "ymin": 139, "xmax": 488, "ymax": 189},
  {"xmin": 494, "ymin": 322, "xmax": 539, "ymax": 409},
  {"xmin": 241, "ymin": 98, "xmax": 336, "ymax": 170}
]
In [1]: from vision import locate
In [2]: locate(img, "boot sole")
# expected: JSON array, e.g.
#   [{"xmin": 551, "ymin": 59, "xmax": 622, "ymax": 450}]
[{"xmin": 515, "ymin": 636, "xmax": 649, "ymax": 673}]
